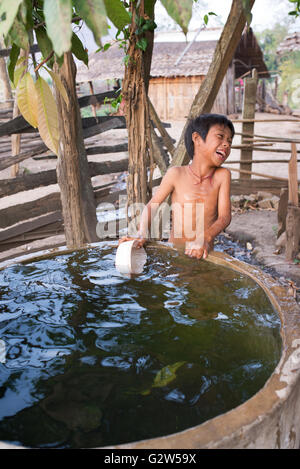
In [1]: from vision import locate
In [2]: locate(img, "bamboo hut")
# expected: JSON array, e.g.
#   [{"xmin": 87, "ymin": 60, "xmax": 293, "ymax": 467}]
[{"xmin": 76, "ymin": 27, "xmax": 269, "ymax": 121}]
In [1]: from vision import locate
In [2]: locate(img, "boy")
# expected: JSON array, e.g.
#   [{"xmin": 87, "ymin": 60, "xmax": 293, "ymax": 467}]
[{"xmin": 120, "ymin": 113, "xmax": 234, "ymax": 259}]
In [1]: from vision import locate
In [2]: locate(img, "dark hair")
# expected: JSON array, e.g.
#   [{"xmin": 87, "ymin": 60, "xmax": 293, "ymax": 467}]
[{"xmin": 184, "ymin": 113, "xmax": 235, "ymax": 159}]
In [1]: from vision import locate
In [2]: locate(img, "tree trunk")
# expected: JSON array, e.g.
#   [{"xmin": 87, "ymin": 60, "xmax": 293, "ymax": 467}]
[
  {"xmin": 171, "ymin": 0, "xmax": 255, "ymax": 167},
  {"xmin": 122, "ymin": 0, "xmax": 154, "ymax": 212},
  {"xmin": 55, "ymin": 52, "xmax": 98, "ymax": 249}
]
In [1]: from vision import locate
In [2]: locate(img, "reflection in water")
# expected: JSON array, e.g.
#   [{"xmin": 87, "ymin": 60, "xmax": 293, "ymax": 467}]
[{"xmin": 0, "ymin": 244, "xmax": 281, "ymax": 448}]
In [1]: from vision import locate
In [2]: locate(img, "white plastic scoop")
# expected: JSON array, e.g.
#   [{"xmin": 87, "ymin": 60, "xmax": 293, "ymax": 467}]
[{"xmin": 115, "ymin": 240, "xmax": 147, "ymax": 275}]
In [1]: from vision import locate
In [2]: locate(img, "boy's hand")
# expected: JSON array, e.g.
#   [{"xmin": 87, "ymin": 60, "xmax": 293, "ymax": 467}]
[
  {"xmin": 185, "ymin": 239, "xmax": 210, "ymax": 260},
  {"xmin": 118, "ymin": 236, "xmax": 146, "ymax": 249}
]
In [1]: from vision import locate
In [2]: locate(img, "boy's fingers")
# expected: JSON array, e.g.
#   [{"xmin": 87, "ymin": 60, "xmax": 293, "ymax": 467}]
[{"xmin": 185, "ymin": 248, "xmax": 204, "ymax": 259}]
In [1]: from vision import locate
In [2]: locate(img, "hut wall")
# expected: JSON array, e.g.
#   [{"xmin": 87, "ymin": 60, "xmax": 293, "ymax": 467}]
[
  {"xmin": 148, "ymin": 76, "xmax": 205, "ymax": 121},
  {"xmin": 149, "ymin": 71, "xmax": 235, "ymax": 121}
]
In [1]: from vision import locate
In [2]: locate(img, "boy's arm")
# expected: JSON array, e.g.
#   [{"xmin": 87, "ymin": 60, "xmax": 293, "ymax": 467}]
[
  {"xmin": 185, "ymin": 168, "xmax": 231, "ymax": 259},
  {"xmin": 119, "ymin": 167, "xmax": 177, "ymax": 246},
  {"xmin": 205, "ymin": 168, "xmax": 232, "ymax": 244}
]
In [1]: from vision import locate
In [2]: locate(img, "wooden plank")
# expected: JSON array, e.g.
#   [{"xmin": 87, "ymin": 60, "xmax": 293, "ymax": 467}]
[
  {"xmin": 0, "ymin": 114, "xmax": 126, "ymax": 137},
  {"xmin": 0, "ymin": 159, "xmax": 128, "ymax": 198},
  {"xmin": 288, "ymin": 143, "xmax": 299, "ymax": 206},
  {"xmin": 232, "ymin": 118, "xmax": 300, "ymax": 123},
  {"xmin": 226, "ymin": 159, "xmax": 300, "ymax": 164},
  {"xmin": 286, "ymin": 204, "xmax": 300, "ymax": 261},
  {"xmin": 0, "ymin": 118, "xmax": 127, "ymax": 171},
  {"xmin": 241, "ymin": 69, "xmax": 258, "ymax": 179},
  {"xmin": 0, "ymin": 211, "xmax": 62, "ymax": 243},
  {"xmin": 231, "ymin": 179, "xmax": 288, "ymax": 196},
  {"xmin": 0, "ymin": 184, "xmax": 115, "ymax": 230},
  {"xmin": 225, "ymin": 166, "xmax": 289, "ymax": 182}
]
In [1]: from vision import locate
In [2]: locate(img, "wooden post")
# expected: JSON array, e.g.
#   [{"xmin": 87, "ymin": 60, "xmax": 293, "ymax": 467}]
[
  {"xmin": 286, "ymin": 143, "xmax": 300, "ymax": 261},
  {"xmin": 288, "ymin": 143, "xmax": 298, "ymax": 206},
  {"xmin": 240, "ymin": 68, "xmax": 258, "ymax": 179}
]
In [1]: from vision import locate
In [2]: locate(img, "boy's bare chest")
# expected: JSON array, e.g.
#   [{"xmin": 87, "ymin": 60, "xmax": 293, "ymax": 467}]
[{"xmin": 172, "ymin": 176, "xmax": 218, "ymax": 206}]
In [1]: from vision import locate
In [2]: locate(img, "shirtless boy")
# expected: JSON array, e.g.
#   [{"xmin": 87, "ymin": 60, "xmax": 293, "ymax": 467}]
[{"xmin": 120, "ymin": 113, "xmax": 234, "ymax": 259}]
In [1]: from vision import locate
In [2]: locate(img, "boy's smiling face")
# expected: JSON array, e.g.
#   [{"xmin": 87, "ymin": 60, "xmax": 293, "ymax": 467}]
[{"xmin": 192, "ymin": 124, "xmax": 233, "ymax": 166}]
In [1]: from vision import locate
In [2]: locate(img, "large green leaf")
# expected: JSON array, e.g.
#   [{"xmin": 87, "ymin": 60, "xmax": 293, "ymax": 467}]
[
  {"xmin": 44, "ymin": 0, "xmax": 72, "ymax": 57},
  {"xmin": 103, "ymin": 0, "xmax": 131, "ymax": 31},
  {"xmin": 7, "ymin": 43, "xmax": 20, "ymax": 83},
  {"xmin": 71, "ymin": 33, "xmax": 88, "ymax": 66},
  {"xmin": 8, "ymin": 14, "xmax": 29, "ymax": 50},
  {"xmin": 160, "ymin": 0, "xmax": 193, "ymax": 36},
  {"xmin": 35, "ymin": 26, "xmax": 54, "ymax": 64},
  {"xmin": 73, "ymin": 0, "xmax": 108, "ymax": 46},
  {"xmin": 0, "ymin": 0, "xmax": 23, "ymax": 38}
]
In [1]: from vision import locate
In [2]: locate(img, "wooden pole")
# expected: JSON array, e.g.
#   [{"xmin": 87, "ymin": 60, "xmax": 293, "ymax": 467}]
[
  {"xmin": 288, "ymin": 143, "xmax": 299, "ymax": 206},
  {"xmin": 240, "ymin": 68, "xmax": 258, "ymax": 179},
  {"xmin": 171, "ymin": 0, "xmax": 255, "ymax": 167},
  {"xmin": 286, "ymin": 143, "xmax": 300, "ymax": 261}
]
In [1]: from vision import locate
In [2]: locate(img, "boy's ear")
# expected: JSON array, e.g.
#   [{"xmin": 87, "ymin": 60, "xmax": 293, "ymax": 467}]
[{"xmin": 192, "ymin": 132, "xmax": 202, "ymax": 145}]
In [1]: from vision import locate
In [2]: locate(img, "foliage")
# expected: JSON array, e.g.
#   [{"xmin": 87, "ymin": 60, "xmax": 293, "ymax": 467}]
[
  {"xmin": 0, "ymin": 0, "xmax": 215, "ymax": 152},
  {"xmin": 288, "ymin": 0, "xmax": 300, "ymax": 17},
  {"xmin": 0, "ymin": 0, "xmax": 130, "ymax": 154},
  {"xmin": 278, "ymin": 51, "xmax": 300, "ymax": 108},
  {"xmin": 256, "ymin": 22, "xmax": 289, "ymax": 72},
  {"xmin": 256, "ymin": 20, "xmax": 300, "ymax": 109}
]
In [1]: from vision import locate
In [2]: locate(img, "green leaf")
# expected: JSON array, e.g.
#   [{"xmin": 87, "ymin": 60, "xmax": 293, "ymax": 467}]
[
  {"xmin": 35, "ymin": 26, "xmax": 54, "ymax": 66},
  {"xmin": 242, "ymin": 0, "xmax": 253, "ymax": 26},
  {"xmin": 140, "ymin": 361, "xmax": 186, "ymax": 396},
  {"xmin": 7, "ymin": 43, "xmax": 20, "ymax": 83},
  {"xmin": 44, "ymin": 0, "xmax": 72, "ymax": 57},
  {"xmin": 73, "ymin": 0, "xmax": 108, "ymax": 46},
  {"xmin": 71, "ymin": 33, "xmax": 88, "ymax": 66},
  {"xmin": 136, "ymin": 37, "xmax": 148, "ymax": 51},
  {"xmin": 103, "ymin": 0, "xmax": 131, "ymax": 31},
  {"xmin": 160, "ymin": 0, "xmax": 193, "ymax": 36},
  {"xmin": 8, "ymin": 14, "xmax": 29, "ymax": 50},
  {"xmin": 0, "ymin": 0, "xmax": 23, "ymax": 38},
  {"xmin": 152, "ymin": 361, "xmax": 185, "ymax": 388}
]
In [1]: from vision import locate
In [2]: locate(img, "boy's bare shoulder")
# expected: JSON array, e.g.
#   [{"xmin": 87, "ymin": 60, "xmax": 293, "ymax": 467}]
[{"xmin": 215, "ymin": 166, "xmax": 231, "ymax": 180}]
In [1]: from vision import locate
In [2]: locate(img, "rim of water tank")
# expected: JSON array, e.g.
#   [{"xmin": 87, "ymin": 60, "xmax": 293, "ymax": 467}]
[{"xmin": 0, "ymin": 241, "xmax": 299, "ymax": 449}]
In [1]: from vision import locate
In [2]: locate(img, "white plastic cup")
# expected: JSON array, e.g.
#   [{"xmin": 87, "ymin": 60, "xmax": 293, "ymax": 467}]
[{"xmin": 115, "ymin": 240, "xmax": 147, "ymax": 275}]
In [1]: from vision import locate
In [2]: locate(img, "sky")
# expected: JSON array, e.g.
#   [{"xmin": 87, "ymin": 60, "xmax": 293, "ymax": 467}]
[{"xmin": 76, "ymin": 0, "xmax": 300, "ymax": 54}]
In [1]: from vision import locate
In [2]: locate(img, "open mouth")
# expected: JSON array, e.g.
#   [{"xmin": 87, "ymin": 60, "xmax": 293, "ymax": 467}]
[{"xmin": 216, "ymin": 150, "xmax": 227, "ymax": 161}]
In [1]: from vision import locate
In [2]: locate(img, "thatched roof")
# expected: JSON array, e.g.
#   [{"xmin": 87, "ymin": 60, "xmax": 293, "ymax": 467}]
[
  {"xmin": 277, "ymin": 32, "xmax": 300, "ymax": 55},
  {"xmin": 76, "ymin": 28, "xmax": 269, "ymax": 83},
  {"xmin": 76, "ymin": 40, "xmax": 217, "ymax": 83}
]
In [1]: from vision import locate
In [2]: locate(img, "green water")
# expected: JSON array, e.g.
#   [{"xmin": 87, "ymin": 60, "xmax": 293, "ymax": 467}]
[{"xmin": 0, "ymin": 244, "xmax": 281, "ymax": 448}]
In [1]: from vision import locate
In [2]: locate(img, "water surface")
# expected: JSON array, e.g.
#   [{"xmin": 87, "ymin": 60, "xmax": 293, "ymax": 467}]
[{"xmin": 0, "ymin": 244, "xmax": 282, "ymax": 448}]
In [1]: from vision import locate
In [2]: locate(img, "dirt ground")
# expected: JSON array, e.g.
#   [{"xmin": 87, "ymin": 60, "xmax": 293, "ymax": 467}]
[{"xmin": 0, "ymin": 112, "xmax": 300, "ymax": 298}]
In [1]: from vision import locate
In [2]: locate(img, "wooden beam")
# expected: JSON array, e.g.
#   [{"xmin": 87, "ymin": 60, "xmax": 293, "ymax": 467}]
[
  {"xmin": 231, "ymin": 178, "xmax": 287, "ymax": 196},
  {"xmin": 0, "ymin": 159, "xmax": 129, "ymax": 198},
  {"xmin": 225, "ymin": 165, "xmax": 289, "ymax": 182},
  {"xmin": 286, "ymin": 204, "xmax": 300, "ymax": 261},
  {"xmin": 171, "ymin": 0, "xmax": 255, "ymax": 167},
  {"xmin": 288, "ymin": 143, "xmax": 299, "ymax": 206},
  {"xmin": 240, "ymin": 68, "xmax": 258, "ymax": 179}
]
